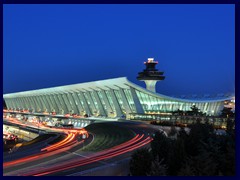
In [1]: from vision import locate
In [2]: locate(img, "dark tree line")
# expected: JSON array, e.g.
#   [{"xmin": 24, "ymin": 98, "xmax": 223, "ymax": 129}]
[
  {"xmin": 172, "ymin": 105, "xmax": 205, "ymax": 116},
  {"xmin": 129, "ymin": 120, "xmax": 235, "ymax": 176}
]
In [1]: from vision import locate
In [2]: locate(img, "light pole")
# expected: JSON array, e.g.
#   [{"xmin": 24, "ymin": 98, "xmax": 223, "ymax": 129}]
[
  {"xmin": 82, "ymin": 134, "xmax": 86, "ymax": 150},
  {"xmin": 38, "ymin": 118, "xmax": 40, "ymax": 135}
]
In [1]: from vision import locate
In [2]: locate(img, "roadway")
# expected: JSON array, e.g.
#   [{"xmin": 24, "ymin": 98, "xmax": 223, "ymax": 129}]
[{"xmin": 3, "ymin": 118, "xmax": 162, "ymax": 176}]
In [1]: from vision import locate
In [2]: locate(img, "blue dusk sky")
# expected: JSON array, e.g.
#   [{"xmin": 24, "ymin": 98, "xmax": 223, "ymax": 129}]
[{"xmin": 3, "ymin": 4, "xmax": 235, "ymax": 96}]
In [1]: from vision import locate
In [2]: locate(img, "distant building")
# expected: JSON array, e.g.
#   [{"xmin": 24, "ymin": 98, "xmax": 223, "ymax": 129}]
[{"xmin": 3, "ymin": 58, "xmax": 234, "ymax": 118}]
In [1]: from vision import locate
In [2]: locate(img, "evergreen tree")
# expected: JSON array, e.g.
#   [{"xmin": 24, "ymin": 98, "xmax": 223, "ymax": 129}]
[
  {"xmin": 220, "ymin": 107, "xmax": 234, "ymax": 118},
  {"xmin": 167, "ymin": 138, "xmax": 186, "ymax": 175},
  {"xmin": 168, "ymin": 125, "xmax": 177, "ymax": 137},
  {"xmin": 178, "ymin": 127, "xmax": 188, "ymax": 139},
  {"xmin": 179, "ymin": 149, "xmax": 218, "ymax": 176},
  {"xmin": 129, "ymin": 148, "xmax": 152, "ymax": 176},
  {"xmin": 177, "ymin": 160, "xmax": 195, "ymax": 176},
  {"xmin": 151, "ymin": 131, "xmax": 171, "ymax": 164},
  {"xmin": 190, "ymin": 105, "xmax": 200, "ymax": 115},
  {"xmin": 148, "ymin": 156, "xmax": 167, "ymax": 176},
  {"xmin": 226, "ymin": 118, "xmax": 235, "ymax": 137},
  {"xmin": 186, "ymin": 121, "xmax": 214, "ymax": 156}
]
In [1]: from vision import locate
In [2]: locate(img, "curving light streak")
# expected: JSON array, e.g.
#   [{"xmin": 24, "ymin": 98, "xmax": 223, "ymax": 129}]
[
  {"xmin": 41, "ymin": 133, "xmax": 74, "ymax": 152},
  {"xmin": 22, "ymin": 134, "xmax": 152, "ymax": 176},
  {"xmin": 4, "ymin": 117, "xmax": 153, "ymax": 177},
  {"xmin": 4, "ymin": 132, "xmax": 84, "ymax": 167},
  {"xmin": 4, "ymin": 117, "xmax": 89, "ymax": 168}
]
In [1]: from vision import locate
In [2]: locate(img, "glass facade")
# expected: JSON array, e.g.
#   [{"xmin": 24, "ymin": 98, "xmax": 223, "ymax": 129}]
[{"xmin": 3, "ymin": 77, "xmax": 233, "ymax": 118}]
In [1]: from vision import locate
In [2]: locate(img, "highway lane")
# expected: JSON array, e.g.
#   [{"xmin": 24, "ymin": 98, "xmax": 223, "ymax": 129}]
[
  {"xmin": 53, "ymin": 121, "xmax": 163, "ymax": 176},
  {"xmin": 3, "ymin": 133, "xmax": 94, "ymax": 175},
  {"xmin": 3, "ymin": 119, "xmax": 162, "ymax": 176}
]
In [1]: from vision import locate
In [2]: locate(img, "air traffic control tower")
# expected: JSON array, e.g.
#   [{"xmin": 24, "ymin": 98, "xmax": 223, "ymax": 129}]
[{"xmin": 137, "ymin": 58, "xmax": 165, "ymax": 92}]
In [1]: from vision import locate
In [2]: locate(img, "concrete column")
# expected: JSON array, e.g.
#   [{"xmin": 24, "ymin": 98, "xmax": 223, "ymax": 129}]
[
  {"xmin": 10, "ymin": 98, "xmax": 17, "ymax": 109},
  {"xmin": 93, "ymin": 91, "xmax": 107, "ymax": 116},
  {"xmin": 11, "ymin": 98, "xmax": 17, "ymax": 110},
  {"xmin": 78, "ymin": 92, "xmax": 91, "ymax": 115},
  {"xmin": 109, "ymin": 89, "xmax": 122, "ymax": 117},
  {"xmin": 49, "ymin": 94, "xmax": 60, "ymax": 113},
  {"xmin": 66, "ymin": 93, "xmax": 77, "ymax": 114},
  {"xmin": 29, "ymin": 96, "xmax": 38, "ymax": 111},
  {"xmin": 12, "ymin": 98, "xmax": 18, "ymax": 109},
  {"xmin": 38, "ymin": 95, "xmax": 45, "ymax": 112},
  {"xmin": 61, "ymin": 93, "xmax": 72, "ymax": 113},
  {"xmin": 51, "ymin": 94, "xmax": 62, "ymax": 114},
  {"xmin": 56, "ymin": 94, "xmax": 68, "ymax": 114},
  {"xmin": 68, "ymin": 93, "xmax": 80, "ymax": 114},
  {"xmin": 27, "ymin": 96, "xmax": 35, "ymax": 110},
  {"xmin": 25, "ymin": 96, "xmax": 33, "ymax": 111},
  {"xmin": 5, "ymin": 98, "xmax": 10, "ymax": 109},
  {"xmin": 4, "ymin": 98, "xmax": 10, "ymax": 109},
  {"xmin": 85, "ymin": 91, "xmax": 97, "ymax": 114},
  {"xmin": 45, "ymin": 95, "xmax": 53, "ymax": 112},
  {"xmin": 72, "ymin": 92, "xmax": 84, "ymax": 115},
  {"xmin": 48, "ymin": 94, "xmax": 58, "ymax": 113},
  {"xmin": 16, "ymin": 97, "xmax": 23, "ymax": 110},
  {"xmin": 33, "ymin": 96, "xmax": 42, "ymax": 112},
  {"xmin": 119, "ymin": 88, "xmax": 132, "ymax": 115},
  {"xmin": 38, "ymin": 95, "xmax": 48, "ymax": 112},
  {"xmin": 100, "ymin": 90, "xmax": 113, "ymax": 116},
  {"xmin": 41, "ymin": 95, "xmax": 51, "ymax": 112},
  {"xmin": 130, "ymin": 87, "xmax": 144, "ymax": 114},
  {"xmin": 20, "ymin": 97, "xmax": 28, "ymax": 110},
  {"xmin": 44, "ymin": 95, "xmax": 53, "ymax": 112},
  {"xmin": 17, "ymin": 97, "xmax": 24, "ymax": 110}
]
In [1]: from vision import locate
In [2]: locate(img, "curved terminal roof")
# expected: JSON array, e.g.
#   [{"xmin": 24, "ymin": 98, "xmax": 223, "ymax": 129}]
[{"xmin": 3, "ymin": 77, "xmax": 234, "ymax": 103}]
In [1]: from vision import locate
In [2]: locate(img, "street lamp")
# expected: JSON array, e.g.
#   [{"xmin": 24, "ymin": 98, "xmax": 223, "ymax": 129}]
[
  {"xmin": 82, "ymin": 133, "xmax": 86, "ymax": 150},
  {"xmin": 38, "ymin": 118, "xmax": 40, "ymax": 135}
]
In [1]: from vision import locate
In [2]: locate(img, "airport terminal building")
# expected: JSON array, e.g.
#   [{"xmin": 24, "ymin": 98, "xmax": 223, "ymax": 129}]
[{"xmin": 3, "ymin": 58, "xmax": 235, "ymax": 119}]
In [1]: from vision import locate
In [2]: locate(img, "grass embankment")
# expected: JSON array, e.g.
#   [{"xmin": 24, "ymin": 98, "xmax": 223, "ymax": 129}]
[{"xmin": 83, "ymin": 122, "xmax": 135, "ymax": 152}]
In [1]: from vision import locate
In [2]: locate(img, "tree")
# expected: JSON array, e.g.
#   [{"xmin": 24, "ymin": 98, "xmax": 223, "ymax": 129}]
[
  {"xmin": 190, "ymin": 105, "xmax": 203, "ymax": 116},
  {"xmin": 129, "ymin": 148, "xmax": 152, "ymax": 176},
  {"xmin": 216, "ymin": 134, "xmax": 235, "ymax": 176},
  {"xmin": 148, "ymin": 156, "xmax": 167, "ymax": 176},
  {"xmin": 178, "ymin": 149, "xmax": 218, "ymax": 176},
  {"xmin": 167, "ymin": 138, "xmax": 187, "ymax": 175},
  {"xmin": 226, "ymin": 118, "xmax": 235, "ymax": 137},
  {"xmin": 185, "ymin": 121, "xmax": 214, "ymax": 156},
  {"xmin": 151, "ymin": 131, "xmax": 171, "ymax": 164},
  {"xmin": 220, "ymin": 107, "xmax": 234, "ymax": 118},
  {"xmin": 168, "ymin": 126, "xmax": 177, "ymax": 137},
  {"xmin": 173, "ymin": 109, "xmax": 184, "ymax": 116},
  {"xmin": 178, "ymin": 127, "xmax": 188, "ymax": 140}
]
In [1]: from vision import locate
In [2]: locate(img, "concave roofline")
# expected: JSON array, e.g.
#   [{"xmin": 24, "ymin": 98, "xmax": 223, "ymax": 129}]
[{"xmin": 4, "ymin": 77, "xmax": 234, "ymax": 103}]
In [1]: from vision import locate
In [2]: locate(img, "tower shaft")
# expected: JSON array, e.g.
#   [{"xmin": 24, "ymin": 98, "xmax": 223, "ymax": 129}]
[
  {"xmin": 144, "ymin": 80, "xmax": 158, "ymax": 92},
  {"xmin": 137, "ymin": 58, "xmax": 165, "ymax": 92}
]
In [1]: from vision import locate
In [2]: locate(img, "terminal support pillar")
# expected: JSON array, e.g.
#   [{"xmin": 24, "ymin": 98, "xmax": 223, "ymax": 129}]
[
  {"xmin": 78, "ymin": 92, "xmax": 91, "ymax": 116},
  {"xmin": 130, "ymin": 87, "xmax": 144, "ymax": 114},
  {"xmin": 119, "ymin": 88, "xmax": 132, "ymax": 116},
  {"xmin": 93, "ymin": 91, "xmax": 107, "ymax": 117},
  {"xmin": 72, "ymin": 92, "xmax": 85, "ymax": 115},
  {"xmin": 100, "ymin": 90, "xmax": 113, "ymax": 117},
  {"xmin": 68, "ymin": 93, "xmax": 81, "ymax": 115},
  {"xmin": 110, "ymin": 90, "xmax": 123, "ymax": 117}
]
